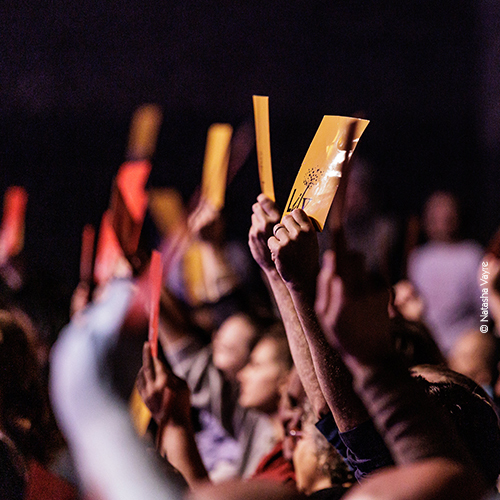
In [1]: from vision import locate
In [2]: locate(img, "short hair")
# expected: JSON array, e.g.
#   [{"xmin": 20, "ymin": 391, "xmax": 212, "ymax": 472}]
[
  {"xmin": 390, "ymin": 316, "xmax": 446, "ymax": 367},
  {"xmin": 413, "ymin": 370, "xmax": 500, "ymax": 485},
  {"xmin": 0, "ymin": 310, "xmax": 50, "ymax": 462}
]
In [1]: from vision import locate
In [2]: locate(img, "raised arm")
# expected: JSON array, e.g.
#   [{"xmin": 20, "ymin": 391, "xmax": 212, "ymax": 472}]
[
  {"xmin": 315, "ymin": 242, "xmax": 489, "ymax": 500},
  {"xmin": 266, "ymin": 209, "xmax": 369, "ymax": 431},
  {"xmin": 248, "ymin": 194, "xmax": 328, "ymax": 418},
  {"xmin": 136, "ymin": 342, "xmax": 209, "ymax": 489}
]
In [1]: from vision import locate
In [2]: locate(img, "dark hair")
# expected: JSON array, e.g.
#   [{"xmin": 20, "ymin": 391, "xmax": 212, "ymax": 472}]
[
  {"xmin": 390, "ymin": 316, "xmax": 445, "ymax": 367},
  {"xmin": 414, "ymin": 372, "xmax": 500, "ymax": 485},
  {"xmin": 0, "ymin": 311, "xmax": 53, "ymax": 462}
]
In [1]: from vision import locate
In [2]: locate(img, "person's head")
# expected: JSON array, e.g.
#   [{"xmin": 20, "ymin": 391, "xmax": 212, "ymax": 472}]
[
  {"xmin": 344, "ymin": 158, "xmax": 375, "ymax": 220},
  {"xmin": 422, "ymin": 191, "xmax": 460, "ymax": 242},
  {"xmin": 0, "ymin": 309, "xmax": 49, "ymax": 461},
  {"xmin": 448, "ymin": 330, "xmax": 499, "ymax": 390},
  {"xmin": 390, "ymin": 315, "xmax": 446, "ymax": 367},
  {"xmin": 292, "ymin": 401, "xmax": 352, "ymax": 495},
  {"xmin": 212, "ymin": 312, "xmax": 261, "ymax": 380},
  {"xmin": 411, "ymin": 364, "xmax": 500, "ymax": 486},
  {"xmin": 237, "ymin": 323, "xmax": 293, "ymax": 415}
]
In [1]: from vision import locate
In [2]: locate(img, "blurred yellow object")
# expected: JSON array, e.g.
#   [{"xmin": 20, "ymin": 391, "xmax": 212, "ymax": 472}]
[
  {"xmin": 127, "ymin": 104, "xmax": 163, "ymax": 160},
  {"xmin": 201, "ymin": 123, "xmax": 233, "ymax": 210},
  {"xmin": 129, "ymin": 385, "xmax": 152, "ymax": 437},
  {"xmin": 253, "ymin": 95, "xmax": 275, "ymax": 201}
]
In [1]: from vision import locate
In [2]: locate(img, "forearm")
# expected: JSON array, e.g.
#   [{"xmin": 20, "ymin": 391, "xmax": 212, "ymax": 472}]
[
  {"xmin": 264, "ymin": 268, "xmax": 329, "ymax": 418},
  {"xmin": 285, "ymin": 282, "xmax": 369, "ymax": 432},
  {"xmin": 157, "ymin": 422, "xmax": 209, "ymax": 489},
  {"xmin": 344, "ymin": 355, "xmax": 475, "ymax": 467}
]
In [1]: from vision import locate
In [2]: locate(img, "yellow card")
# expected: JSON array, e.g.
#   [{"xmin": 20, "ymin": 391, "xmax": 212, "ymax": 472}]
[
  {"xmin": 148, "ymin": 187, "xmax": 186, "ymax": 238},
  {"xmin": 129, "ymin": 385, "xmax": 152, "ymax": 437},
  {"xmin": 253, "ymin": 96, "xmax": 275, "ymax": 201},
  {"xmin": 201, "ymin": 123, "xmax": 233, "ymax": 210},
  {"xmin": 127, "ymin": 104, "xmax": 163, "ymax": 160},
  {"xmin": 283, "ymin": 116, "xmax": 369, "ymax": 231}
]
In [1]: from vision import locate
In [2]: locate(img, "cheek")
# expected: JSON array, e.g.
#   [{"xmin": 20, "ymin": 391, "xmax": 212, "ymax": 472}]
[{"xmin": 293, "ymin": 439, "xmax": 318, "ymax": 491}]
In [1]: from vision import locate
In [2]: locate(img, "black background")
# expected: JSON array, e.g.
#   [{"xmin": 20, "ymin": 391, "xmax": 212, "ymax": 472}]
[{"xmin": 1, "ymin": 0, "xmax": 498, "ymax": 290}]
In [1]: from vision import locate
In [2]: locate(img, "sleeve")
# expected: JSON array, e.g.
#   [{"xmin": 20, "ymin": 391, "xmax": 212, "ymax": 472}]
[{"xmin": 316, "ymin": 411, "xmax": 394, "ymax": 482}]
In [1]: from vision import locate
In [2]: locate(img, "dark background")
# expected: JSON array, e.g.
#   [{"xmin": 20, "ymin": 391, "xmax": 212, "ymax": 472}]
[{"xmin": 1, "ymin": 0, "xmax": 499, "ymax": 291}]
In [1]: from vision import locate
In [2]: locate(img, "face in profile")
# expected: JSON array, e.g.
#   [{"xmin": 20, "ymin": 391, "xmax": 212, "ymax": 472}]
[
  {"xmin": 212, "ymin": 313, "xmax": 257, "ymax": 381},
  {"xmin": 292, "ymin": 421, "xmax": 321, "ymax": 495},
  {"xmin": 237, "ymin": 337, "xmax": 290, "ymax": 415}
]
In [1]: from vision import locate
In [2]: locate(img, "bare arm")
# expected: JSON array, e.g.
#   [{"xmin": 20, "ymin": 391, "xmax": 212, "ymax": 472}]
[
  {"xmin": 315, "ymin": 242, "xmax": 489, "ymax": 500},
  {"xmin": 137, "ymin": 342, "xmax": 209, "ymax": 489},
  {"xmin": 267, "ymin": 209, "xmax": 369, "ymax": 431},
  {"xmin": 248, "ymin": 195, "xmax": 328, "ymax": 418}
]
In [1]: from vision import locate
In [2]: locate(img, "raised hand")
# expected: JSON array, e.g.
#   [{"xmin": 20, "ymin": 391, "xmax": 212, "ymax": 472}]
[
  {"xmin": 136, "ymin": 342, "xmax": 190, "ymax": 426},
  {"xmin": 267, "ymin": 208, "xmax": 319, "ymax": 295},
  {"xmin": 248, "ymin": 193, "xmax": 281, "ymax": 272},
  {"xmin": 315, "ymin": 248, "xmax": 392, "ymax": 365},
  {"xmin": 187, "ymin": 197, "xmax": 221, "ymax": 241}
]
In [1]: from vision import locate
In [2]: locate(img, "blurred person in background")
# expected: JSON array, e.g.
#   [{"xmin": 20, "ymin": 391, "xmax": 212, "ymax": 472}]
[
  {"xmin": 0, "ymin": 309, "xmax": 77, "ymax": 500},
  {"xmin": 408, "ymin": 191, "xmax": 483, "ymax": 355}
]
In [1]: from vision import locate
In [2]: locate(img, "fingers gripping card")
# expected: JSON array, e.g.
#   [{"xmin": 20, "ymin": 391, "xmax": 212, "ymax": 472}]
[{"xmin": 283, "ymin": 116, "xmax": 369, "ymax": 231}]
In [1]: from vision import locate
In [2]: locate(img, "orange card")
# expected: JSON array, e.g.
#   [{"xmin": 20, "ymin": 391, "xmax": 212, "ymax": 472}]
[
  {"xmin": 283, "ymin": 116, "xmax": 369, "ymax": 231},
  {"xmin": 201, "ymin": 123, "xmax": 233, "ymax": 210},
  {"xmin": 148, "ymin": 250, "xmax": 163, "ymax": 358},
  {"xmin": 253, "ymin": 96, "xmax": 275, "ymax": 201}
]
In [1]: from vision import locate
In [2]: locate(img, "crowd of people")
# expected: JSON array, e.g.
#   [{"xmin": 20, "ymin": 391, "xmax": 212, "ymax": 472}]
[{"xmin": 1, "ymin": 144, "xmax": 500, "ymax": 500}]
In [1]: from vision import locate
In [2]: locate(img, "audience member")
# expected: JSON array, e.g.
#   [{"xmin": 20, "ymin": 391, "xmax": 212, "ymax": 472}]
[
  {"xmin": 0, "ymin": 309, "xmax": 78, "ymax": 500},
  {"xmin": 408, "ymin": 191, "xmax": 483, "ymax": 355},
  {"xmin": 315, "ymin": 229, "xmax": 495, "ymax": 500},
  {"xmin": 292, "ymin": 401, "xmax": 352, "ymax": 498}
]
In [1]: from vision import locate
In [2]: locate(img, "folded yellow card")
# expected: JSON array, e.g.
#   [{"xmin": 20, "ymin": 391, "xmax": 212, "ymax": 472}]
[
  {"xmin": 283, "ymin": 116, "xmax": 369, "ymax": 231},
  {"xmin": 253, "ymin": 96, "xmax": 275, "ymax": 201},
  {"xmin": 201, "ymin": 123, "xmax": 233, "ymax": 210}
]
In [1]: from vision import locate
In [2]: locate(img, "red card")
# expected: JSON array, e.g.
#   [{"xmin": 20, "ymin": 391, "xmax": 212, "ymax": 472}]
[
  {"xmin": 148, "ymin": 250, "xmax": 163, "ymax": 358},
  {"xmin": 1, "ymin": 186, "xmax": 28, "ymax": 258},
  {"xmin": 93, "ymin": 210, "xmax": 128, "ymax": 285},
  {"xmin": 111, "ymin": 160, "xmax": 152, "ymax": 258},
  {"xmin": 80, "ymin": 224, "xmax": 95, "ymax": 284}
]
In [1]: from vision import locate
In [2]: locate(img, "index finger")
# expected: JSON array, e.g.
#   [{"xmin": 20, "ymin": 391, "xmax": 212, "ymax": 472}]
[{"xmin": 257, "ymin": 193, "xmax": 280, "ymax": 221}]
